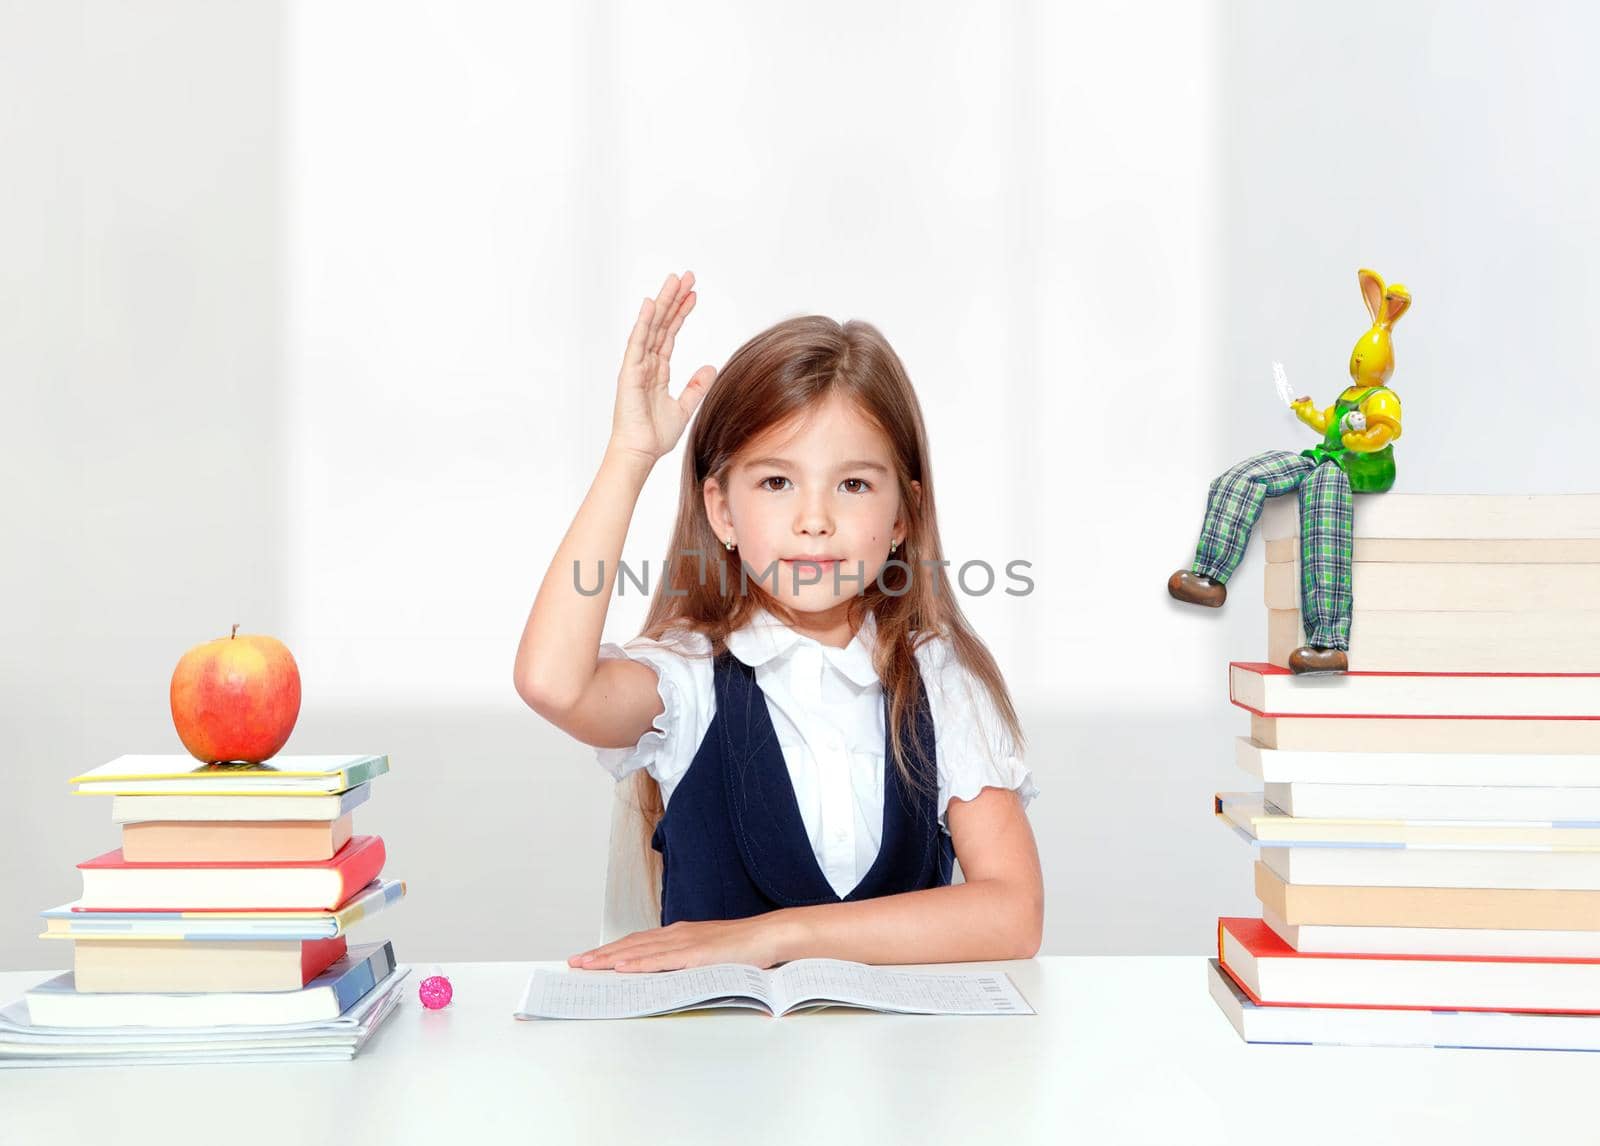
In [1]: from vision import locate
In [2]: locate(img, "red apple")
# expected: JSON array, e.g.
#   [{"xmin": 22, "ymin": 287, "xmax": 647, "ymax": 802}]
[{"xmin": 170, "ymin": 624, "xmax": 302, "ymax": 763}]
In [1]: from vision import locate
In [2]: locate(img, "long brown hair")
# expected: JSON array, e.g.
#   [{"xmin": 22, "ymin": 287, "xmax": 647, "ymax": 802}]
[{"xmin": 619, "ymin": 315, "xmax": 1025, "ymax": 913}]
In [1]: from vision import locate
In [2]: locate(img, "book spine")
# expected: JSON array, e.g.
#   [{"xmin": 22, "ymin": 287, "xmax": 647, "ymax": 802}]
[
  {"xmin": 333, "ymin": 879, "xmax": 405, "ymax": 927},
  {"xmin": 331, "ymin": 941, "xmax": 396, "ymax": 1013},
  {"xmin": 340, "ymin": 756, "xmax": 389, "ymax": 788}
]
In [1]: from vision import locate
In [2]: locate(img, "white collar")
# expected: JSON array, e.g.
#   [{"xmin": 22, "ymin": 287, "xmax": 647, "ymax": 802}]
[{"xmin": 724, "ymin": 606, "xmax": 881, "ymax": 688}]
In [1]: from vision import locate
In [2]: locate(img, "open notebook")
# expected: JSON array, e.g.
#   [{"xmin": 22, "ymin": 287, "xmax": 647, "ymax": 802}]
[{"xmin": 515, "ymin": 958, "xmax": 1034, "ymax": 1020}]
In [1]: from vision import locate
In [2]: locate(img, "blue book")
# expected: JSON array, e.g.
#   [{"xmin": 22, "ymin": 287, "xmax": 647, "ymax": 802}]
[
  {"xmin": 39, "ymin": 878, "xmax": 406, "ymax": 941},
  {"xmin": 23, "ymin": 941, "xmax": 396, "ymax": 1029}
]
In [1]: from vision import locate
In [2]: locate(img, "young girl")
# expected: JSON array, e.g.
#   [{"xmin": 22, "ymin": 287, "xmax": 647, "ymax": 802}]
[{"xmin": 514, "ymin": 270, "xmax": 1042, "ymax": 972}]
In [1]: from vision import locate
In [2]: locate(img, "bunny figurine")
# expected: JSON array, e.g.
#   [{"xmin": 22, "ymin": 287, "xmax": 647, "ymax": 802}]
[{"xmin": 1167, "ymin": 268, "xmax": 1412, "ymax": 676}]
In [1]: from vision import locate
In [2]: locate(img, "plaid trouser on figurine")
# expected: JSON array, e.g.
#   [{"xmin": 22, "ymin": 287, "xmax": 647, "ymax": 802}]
[{"xmin": 1189, "ymin": 449, "xmax": 1354, "ymax": 651}]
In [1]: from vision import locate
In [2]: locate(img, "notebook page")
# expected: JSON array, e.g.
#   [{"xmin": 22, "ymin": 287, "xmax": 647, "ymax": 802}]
[
  {"xmin": 773, "ymin": 959, "xmax": 1034, "ymax": 1016},
  {"xmin": 515, "ymin": 964, "xmax": 776, "ymax": 1020}
]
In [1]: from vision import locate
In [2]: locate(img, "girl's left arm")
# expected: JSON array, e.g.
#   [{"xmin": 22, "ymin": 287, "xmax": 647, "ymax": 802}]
[
  {"xmin": 775, "ymin": 784, "xmax": 1045, "ymax": 963},
  {"xmin": 569, "ymin": 786, "xmax": 1043, "ymax": 970}
]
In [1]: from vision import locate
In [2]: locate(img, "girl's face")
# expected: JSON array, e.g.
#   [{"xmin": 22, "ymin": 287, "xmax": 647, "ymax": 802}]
[{"xmin": 704, "ymin": 393, "xmax": 916, "ymax": 627}]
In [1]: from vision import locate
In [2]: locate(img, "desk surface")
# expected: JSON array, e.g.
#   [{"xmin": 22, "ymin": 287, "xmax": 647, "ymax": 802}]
[{"xmin": 0, "ymin": 956, "xmax": 1588, "ymax": 1145}]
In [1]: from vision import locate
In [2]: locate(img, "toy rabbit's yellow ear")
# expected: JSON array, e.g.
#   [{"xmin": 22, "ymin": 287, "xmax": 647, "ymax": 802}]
[
  {"xmin": 1382, "ymin": 284, "xmax": 1412, "ymax": 328},
  {"xmin": 1358, "ymin": 268, "xmax": 1386, "ymax": 324}
]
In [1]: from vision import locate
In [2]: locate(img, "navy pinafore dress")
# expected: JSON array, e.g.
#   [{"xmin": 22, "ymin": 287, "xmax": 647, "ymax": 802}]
[{"xmin": 653, "ymin": 648, "xmax": 956, "ymax": 925}]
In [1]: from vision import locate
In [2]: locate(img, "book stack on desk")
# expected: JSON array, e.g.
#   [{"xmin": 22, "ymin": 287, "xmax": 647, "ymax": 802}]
[
  {"xmin": 0, "ymin": 754, "xmax": 410, "ymax": 1068},
  {"xmin": 1210, "ymin": 493, "xmax": 1600, "ymax": 1051}
]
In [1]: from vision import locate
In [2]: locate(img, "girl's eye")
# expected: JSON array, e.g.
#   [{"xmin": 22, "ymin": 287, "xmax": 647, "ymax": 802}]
[{"xmin": 758, "ymin": 476, "xmax": 873, "ymax": 494}]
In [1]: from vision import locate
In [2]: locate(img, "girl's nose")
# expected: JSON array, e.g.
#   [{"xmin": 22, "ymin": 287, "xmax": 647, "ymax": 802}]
[
  {"xmin": 796, "ymin": 508, "xmax": 834, "ymax": 537},
  {"xmin": 795, "ymin": 492, "xmax": 835, "ymax": 536}
]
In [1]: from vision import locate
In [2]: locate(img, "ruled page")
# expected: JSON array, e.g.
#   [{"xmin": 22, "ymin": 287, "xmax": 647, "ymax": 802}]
[
  {"xmin": 515, "ymin": 964, "xmax": 776, "ymax": 1020},
  {"xmin": 772, "ymin": 959, "xmax": 1034, "ymax": 1016}
]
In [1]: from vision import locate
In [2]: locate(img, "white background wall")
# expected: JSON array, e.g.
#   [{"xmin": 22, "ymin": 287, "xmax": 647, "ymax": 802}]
[{"xmin": 4, "ymin": 0, "xmax": 1598, "ymax": 971}]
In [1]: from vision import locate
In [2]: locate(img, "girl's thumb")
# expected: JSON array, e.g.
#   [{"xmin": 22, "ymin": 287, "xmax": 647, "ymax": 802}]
[{"xmin": 678, "ymin": 365, "xmax": 717, "ymax": 415}]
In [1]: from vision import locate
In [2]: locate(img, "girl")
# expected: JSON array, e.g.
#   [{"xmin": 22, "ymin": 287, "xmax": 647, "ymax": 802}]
[{"xmin": 514, "ymin": 270, "xmax": 1042, "ymax": 972}]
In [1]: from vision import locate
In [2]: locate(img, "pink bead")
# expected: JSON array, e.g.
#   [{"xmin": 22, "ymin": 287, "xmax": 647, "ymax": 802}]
[{"xmin": 418, "ymin": 974, "xmax": 453, "ymax": 1010}]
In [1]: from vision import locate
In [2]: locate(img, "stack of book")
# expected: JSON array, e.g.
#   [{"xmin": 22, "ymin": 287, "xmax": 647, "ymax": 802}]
[
  {"xmin": 1208, "ymin": 493, "xmax": 1600, "ymax": 1050},
  {"xmin": 1, "ymin": 753, "xmax": 408, "ymax": 1068}
]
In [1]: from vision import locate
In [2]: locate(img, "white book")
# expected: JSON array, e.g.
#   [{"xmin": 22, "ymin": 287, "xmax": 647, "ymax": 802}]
[
  {"xmin": 1261, "ymin": 905, "xmax": 1600, "ymax": 958},
  {"xmin": 1261, "ymin": 845, "xmax": 1600, "ymax": 890},
  {"xmin": 1230, "ymin": 662, "xmax": 1600, "ymax": 719},
  {"xmin": 1218, "ymin": 792, "xmax": 1600, "ymax": 850},
  {"xmin": 0, "ymin": 967, "xmax": 408, "ymax": 1068},
  {"xmin": 1264, "ymin": 537, "xmax": 1600, "ymax": 564},
  {"xmin": 110, "ymin": 784, "xmax": 372, "ymax": 824},
  {"xmin": 1261, "ymin": 493, "xmax": 1600, "ymax": 541},
  {"xmin": 1221, "ymin": 916, "xmax": 1600, "ymax": 1011},
  {"xmin": 1251, "ymin": 713, "xmax": 1600, "ymax": 755},
  {"xmin": 1265, "ymin": 561, "xmax": 1600, "ymax": 613},
  {"xmin": 1209, "ymin": 960, "xmax": 1600, "ymax": 1052},
  {"xmin": 1266, "ymin": 609, "xmax": 1600, "ymax": 674},
  {"xmin": 1235, "ymin": 737, "xmax": 1600, "ymax": 787},
  {"xmin": 1263, "ymin": 780, "xmax": 1600, "ymax": 822},
  {"xmin": 515, "ymin": 958, "xmax": 1034, "ymax": 1020},
  {"xmin": 2, "ymin": 963, "xmax": 406, "ymax": 1038}
]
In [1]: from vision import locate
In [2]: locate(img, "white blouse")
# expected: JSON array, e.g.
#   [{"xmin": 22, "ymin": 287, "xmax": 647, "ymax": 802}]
[{"xmin": 596, "ymin": 606, "xmax": 1039, "ymax": 900}]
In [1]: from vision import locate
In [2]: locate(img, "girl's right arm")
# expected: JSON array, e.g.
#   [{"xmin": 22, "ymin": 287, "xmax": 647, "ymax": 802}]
[{"xmin": 513, "ymin": 271, "xmax": 717, "ymax": 750}]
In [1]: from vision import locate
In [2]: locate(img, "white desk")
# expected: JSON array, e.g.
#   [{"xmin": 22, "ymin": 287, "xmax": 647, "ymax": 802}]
[{"xmin": 0, "ymin": 956, "xmax": 1587, "ymax": 1145}]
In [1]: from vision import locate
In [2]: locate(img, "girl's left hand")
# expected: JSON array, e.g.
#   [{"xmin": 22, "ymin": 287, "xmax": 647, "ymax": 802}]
[{"xmin": 568, "ymin": 915, "xmax": 795, "ymax": 973}]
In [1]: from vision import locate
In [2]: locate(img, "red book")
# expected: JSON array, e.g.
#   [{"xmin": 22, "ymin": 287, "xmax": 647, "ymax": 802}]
[
  {"xmin": 1228, "ymin": 661, "xmax": 1600, "ymax": 721},
  {"xmin": 76, "ymin": 835, "xmax": 386, "ymax": 911},
  {"xmin": 1218, "ymin": 915, "xmax": 1600, "ymax": 1015},
  {"xmin": 73, "ymin": 936, "xmax": 348, "ymax": 993}
]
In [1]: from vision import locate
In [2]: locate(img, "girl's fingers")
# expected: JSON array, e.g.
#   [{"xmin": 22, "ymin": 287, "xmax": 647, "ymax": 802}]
[
  {"xmin": 570, "ymin": 927, "xmax": 668, "ymax": 964},
  {"xmin": 658, "ymin": 325, "xmax": 681, "ymax": 372},
  {"xmin": 575, "ymin": 938, "xmax": 641, "ymax": 960},
  {"xmin": 663, "ymin": 290, "xmax": 697, "ymax": 344},
  {"xmin": 569, "ymin": 938, "xmax": 633, "ymax": 962},
  {"xmin": 652, "ymin": 280, "xmax": 698, "ymax": 377},
  {"xmin": 648, "ymin": 270, "xmax": 694, "ymax": 355},
  {"xmin": 616, "ymin": 952, "xmax": 689, "ymax": 972},
  {"xmin": 665, "ymin": 271, "xmax": 694, "ymax": 326},
  {"xmin": 647, "ymin": 273, "xmax": 682, "ymax": 347},
  {"xmin": 623, "ymin": 298, "xmax": 653, "ymax": 367},
  {"xmin": 612, "ymin": 944, "xmax": 689, "ymax": 970},
  {"xmin": 582, "ymin": 937, "xmax": 683, "ymax": 968},
  {"xmin": 656, "ymin": 292, "xmax": 695, "ymax": 368}
]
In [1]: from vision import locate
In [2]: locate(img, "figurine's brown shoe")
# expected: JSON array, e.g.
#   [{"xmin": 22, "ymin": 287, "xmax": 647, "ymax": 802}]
[
  {"xmin": 1168, "ymin": 569, "xmax": 1227, "ymax": 608},
  {"xmin": 1288, "ymin": 646, "xmax": 1348, "ymax": 676}
]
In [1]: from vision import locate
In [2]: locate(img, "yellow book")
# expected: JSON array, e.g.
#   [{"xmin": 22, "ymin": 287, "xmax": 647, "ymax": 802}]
[{"xmin": 70, "ymin": 753, "xmax": 389, "ymax": 796}]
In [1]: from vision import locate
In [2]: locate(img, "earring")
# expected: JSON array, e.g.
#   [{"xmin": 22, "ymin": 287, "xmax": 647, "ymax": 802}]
[
  {"xmin": 890, "ymin": 539, "xmax": 900, "ymax": 553},
  {"xmin": 724, "ymin": 536, "xmax": 736, "ymax": 551}
]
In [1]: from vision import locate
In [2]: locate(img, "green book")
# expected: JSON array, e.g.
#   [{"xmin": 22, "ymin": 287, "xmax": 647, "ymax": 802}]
[{"xmin": 70, "ymin": 754, "xmax": 390, "ymax": 796}]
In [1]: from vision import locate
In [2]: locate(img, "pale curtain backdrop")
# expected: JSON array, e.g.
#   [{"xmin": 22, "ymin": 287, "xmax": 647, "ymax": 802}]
[{"xmin": 4, "ymin": 0, "xmax": 1599, "ymax": 968}]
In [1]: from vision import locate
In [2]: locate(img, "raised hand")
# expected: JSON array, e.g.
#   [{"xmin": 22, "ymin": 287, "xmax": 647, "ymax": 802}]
[{"xmin": 609, "ymin": 270, "xmax": 718, "ymax": 463}]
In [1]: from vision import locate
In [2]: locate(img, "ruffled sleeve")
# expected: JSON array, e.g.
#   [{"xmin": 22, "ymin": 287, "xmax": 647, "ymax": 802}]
[
  {"xmin": 593, "ymin": 632, "xmax": 707, "ymax": 792},
  {"xmin": 918, "ymin": 638, "xmax": 1039, "ymax": 835}
]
